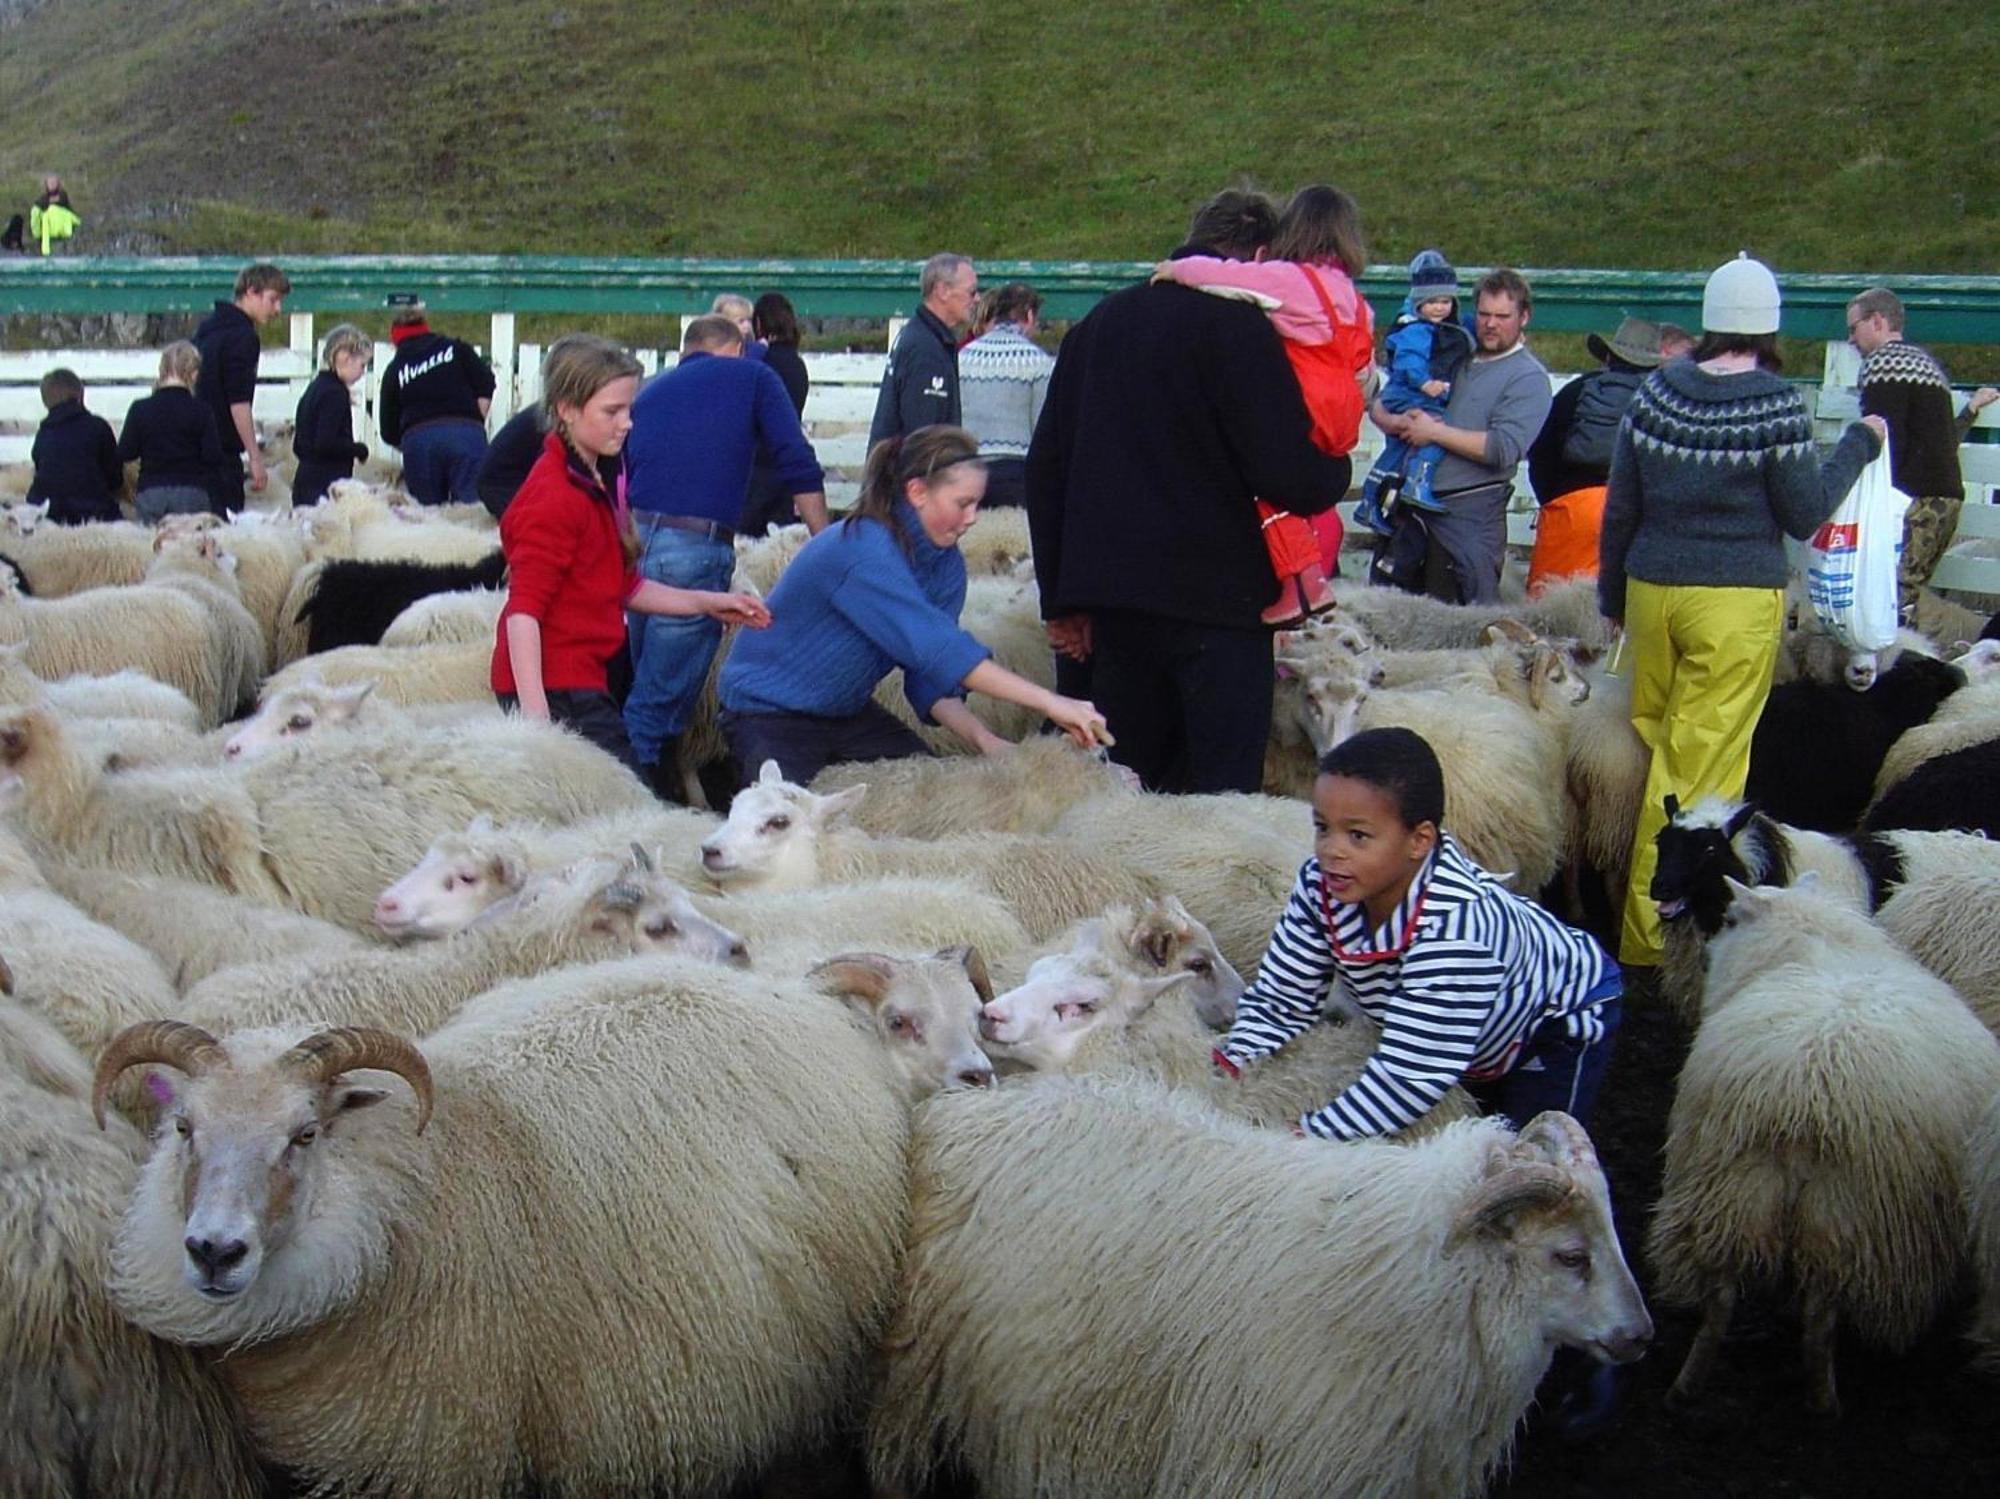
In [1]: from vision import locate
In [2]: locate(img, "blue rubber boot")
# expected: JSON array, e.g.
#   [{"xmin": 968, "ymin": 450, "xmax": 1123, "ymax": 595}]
[
  {"xmin": 1400, "ymin": 453, "xmax": 1448, "ymax": 513},
  {"xmin": 1353, "ymin": 466, "xmax": 1396, "ymax": 536}
]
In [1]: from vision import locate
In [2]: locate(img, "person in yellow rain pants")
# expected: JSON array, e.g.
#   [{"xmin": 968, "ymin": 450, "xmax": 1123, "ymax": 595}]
[{"xmin": 1597, "ymin": 254, "xmax": 1884, "ymax": 966}]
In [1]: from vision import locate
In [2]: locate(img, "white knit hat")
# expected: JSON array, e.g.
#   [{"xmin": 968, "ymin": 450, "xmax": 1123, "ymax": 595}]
[{"xmin": 1701, "ymin": 252, "xmax": 1781, "ymax": 336}]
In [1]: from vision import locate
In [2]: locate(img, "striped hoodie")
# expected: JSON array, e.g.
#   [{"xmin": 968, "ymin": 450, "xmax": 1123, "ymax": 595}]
[{"xmin": 1218, "ymin": 834, "xmax": 1615, "ymax": 1140}]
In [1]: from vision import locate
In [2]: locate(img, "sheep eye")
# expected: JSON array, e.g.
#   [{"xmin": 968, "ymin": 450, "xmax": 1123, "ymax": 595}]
[
  {"xmin": 885, "ymin": 1013, "xmax": 909, "ymax": 1033},
  {"xmin": 174, "ymin": 1116, "xmax": 191, "ymax": 1138},
  {"xmin": 1555, "ymin": 1248, "xmax": 1590, "ymax": 1272},
  {"xmin": 291, "ymin": 1125, "xmax": 318, "ymax": 1148},
  {"xmin": 1188, "ymin": 957, "xmax": 1212, "ymax": 976},
  {"xmin": 762, "ymin": 815, "xmax": 791, "ymax": 834},
  {"xmin": 456, "ymin": 869, "xmax": 479, "ymax": 885},
  {"xmin": 645, "ymin": 917, "xmax": 677, "ymax": 938},
  {"xmin": 285, "ymin": 715, "xmax": 313, "ymax": 732}
]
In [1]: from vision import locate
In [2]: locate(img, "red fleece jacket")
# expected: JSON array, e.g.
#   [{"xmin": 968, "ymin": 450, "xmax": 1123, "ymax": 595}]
[{"xmin": 491, "ymin": 434, "xmax": 638, "ymax": 695}]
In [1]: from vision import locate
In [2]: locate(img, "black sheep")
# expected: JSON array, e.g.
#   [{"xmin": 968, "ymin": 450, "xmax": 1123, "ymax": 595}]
[
  {"xmin": 1745, "ymin": 654, "xmax": 1964, "ymax": 832},
  {"xmin": 1862, "ymin": 738, "xmax": 2000, "ymax": 841},
  {"xmin": 297, "ymin": 551, "xmax": 506, "ymax": 655}
]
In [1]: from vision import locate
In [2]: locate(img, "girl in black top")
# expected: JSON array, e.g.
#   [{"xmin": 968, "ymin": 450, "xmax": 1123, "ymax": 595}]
[
  {"xmin": 118, "ymin": 341, "xmax": 223, "ymax": 522},
  {"xmin": 293, "ymin": 324, "xmax": 372, "ymax": 505}
]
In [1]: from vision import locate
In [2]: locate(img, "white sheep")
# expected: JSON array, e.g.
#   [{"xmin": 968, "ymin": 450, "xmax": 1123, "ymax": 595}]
[
  {"xmin": 1967, "ymin": 1093, "xmax": 2000, "ymax": 1366},
  {"xmin": 99, "ymin": 954, "xmax": 919, "ymax": 1499},
  {"xmin": 176, "ymin": 849, "xmax": 747, "ymax": 1040},
  {"xmin": 700, "ymin": 878, "xmax": 1031, "ymax": 979},
  {"xmin": 1048, "ymin": 789, "xmax": 1307, "ymax": 976},
  {"xmin": 379, "ymin": 586, "xmax": 506, "ymax": 648},
  {"xmin": 0, "ymin": 1003, "xmax": 262, "ymax": 1499},
  {"xmin": 373, "ymin": 807, "xmax": 721, "ymax": 937},
  {"xmin": 303, "ymin": 481, "xmax": 501, "ymax": 566},
  {"xmin": 809, "ymin": 946, "xmax": 1000, "ymax": 1094},
  {"xmin": 222, "ymin": 676, "xmax": 499, "ymax": 760},
  {"xmin": 733, "ymin": 521, "xmax": 811, "ymax": 596},
  {"xmin": 870, "ymin": 576, "xmax": 1056, "ymax": 751},
  {"xmin": 870, "ymin": 1076, "xmax": 1649, "ymax": 1499},
  {"xmin": 0, "ymin": 704, "xmax": 655, "ymax": 931},
  {"xmin": 0, "ymin": 641, "xmax": 202, "ymax": 727},
  {"xmin": 0, "ymin": 566, "xmax": 235, "ymax": 726},
  {"xmin": 807, "ymin": 736, "xmax": 1138, "ymax": 838},
  {"xmin": 1649, "ymin": 878, "xmax": 2000, "ymax": 1413},
  {"xmin": 155, "ymin": 511, "xmax": 310, "ymax": 662},
  {"xmin": 1329, "ymin": 574, "xmax": 1610, "ymax": 653},
  {"xmin": 0, "ymin": 826, "xmax": 179, "ymax": 1058},
  {"xmin": 0, "ymin": 519, "xmax": 155, "ymax": 596},
  {"xmin": 144, "ymin": 534, "xmax": 266, "ymax": 715},
  {"xmin": 260, "ymin": 636, "xmax": 493, "ymax": 707},
  {"xmin": 1869, "ymin": 671, "xmax": 2000, "ymax": 803},
  {"xmin": 1563, "ymin": 667, "xmax": 1648, "ymax": 913},
  {"xmin": 700, "ymin": 761, "xmax": 1162, "ymax": 943},
  {"xmin": 42, "ymin": 861, "xmax": 367, "ymax": 991},
  {"xmin": 954, "ymin": 503, "xmax": 1034, "ymax": 577}
]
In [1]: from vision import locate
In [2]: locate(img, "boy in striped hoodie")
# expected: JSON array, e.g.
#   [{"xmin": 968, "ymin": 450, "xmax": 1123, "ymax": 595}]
[{"xmin": 1215, "ymin": 726, "xmax": 1621, "ymax": 1139}]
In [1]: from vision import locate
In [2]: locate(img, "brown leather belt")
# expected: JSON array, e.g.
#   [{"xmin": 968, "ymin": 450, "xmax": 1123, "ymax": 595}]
[{"xmin": 633, "ymin": 512, "xmax": 736, "ymax": 544}]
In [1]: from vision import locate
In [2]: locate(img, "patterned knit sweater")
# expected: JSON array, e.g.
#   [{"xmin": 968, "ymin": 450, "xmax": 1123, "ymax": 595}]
[
  {"xmin": 1860, "ymin": 339, "xmax": 1963, "ymax": 501},
  {"xmin": 1597, "ymin": 360, "xmax": 1880, "ymax": 618}
]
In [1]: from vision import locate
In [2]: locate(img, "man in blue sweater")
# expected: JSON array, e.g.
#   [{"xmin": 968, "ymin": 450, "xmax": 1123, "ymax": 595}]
[{"xmin": 624, "ymin": 314, "xmax": 827, "ymax": 800}]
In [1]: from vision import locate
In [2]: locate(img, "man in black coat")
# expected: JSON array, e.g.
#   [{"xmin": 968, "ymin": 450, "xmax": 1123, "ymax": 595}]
[
  {"xmin": 868, "ymin": 252, "xmax": 977, "ymax": 447},
  {"xmin": 1026, "ymin": 190, "xmax": 1351, "ymax": 794},
  {"xmin": 194, "ymin": 262, "xmax": 289, "ymax": 513}
]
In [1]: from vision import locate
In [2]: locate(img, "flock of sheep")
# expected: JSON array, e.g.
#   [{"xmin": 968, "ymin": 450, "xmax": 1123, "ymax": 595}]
[{"xmin": 0, "ymin": 463, "xmax": 1997, "ymax": 1498}]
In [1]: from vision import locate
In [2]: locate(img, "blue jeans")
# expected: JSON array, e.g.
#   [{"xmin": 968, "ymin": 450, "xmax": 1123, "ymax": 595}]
[
  {"xmin": 1467, "ymin": 971, "xmax": 1623, "ymax": 1131},
  {"xmin": 400, "ymin": 421, "xmax": 489, "ymax": 506},
  {"xmin": 623, "ymin": 524, "xmax": 735, "ymax": 767}
]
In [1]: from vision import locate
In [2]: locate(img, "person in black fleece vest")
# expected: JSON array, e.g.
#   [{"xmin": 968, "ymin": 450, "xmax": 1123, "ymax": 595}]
[
  {"xmin": 28, "ymin": 369, "xmax": 121, "ymax": 524},
  {"xmin": 379, "ymin": 301, "xmax": 495, "ymax": 506},
  {"xmin": 118, "ymin": 341, "xmax": 222, "ymax": 523},
  {"xmin": 1026, "ymin": 189, "xmax": 1349, "ymax": 794},
  {"xmin": 292, "ymin": 324, "xmax": 373, "ymax": 506}
]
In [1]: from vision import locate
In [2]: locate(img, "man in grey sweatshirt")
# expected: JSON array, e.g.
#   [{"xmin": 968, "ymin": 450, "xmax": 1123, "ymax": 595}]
[{"xmin": 1385, "ymin": 269, "xmax": 1552, "ymax": 603}]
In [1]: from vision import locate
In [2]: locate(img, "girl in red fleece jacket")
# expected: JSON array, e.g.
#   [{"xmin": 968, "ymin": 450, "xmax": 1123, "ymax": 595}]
[{"xmin": 493, "ymin": 335, "xmax": 768, "ymax": 771}]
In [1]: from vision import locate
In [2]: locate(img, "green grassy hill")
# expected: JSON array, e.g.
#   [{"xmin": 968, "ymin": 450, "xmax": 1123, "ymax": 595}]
[{"xmin": 2, "ymin": 0, "xmax": 1994, "ymax": 275}]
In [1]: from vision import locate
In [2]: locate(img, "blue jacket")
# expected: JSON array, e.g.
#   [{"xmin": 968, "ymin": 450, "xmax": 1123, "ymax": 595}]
[
  {"xmin": 720, "ymin": 502, "xmax": 990, "ymax": 723},
  {"xmin": 625, "ymin": 352, "xmax": 823, "ymax": 528},
  {"xmin": 1380, "ymin": 303, "xmax": 1475, "ymax": 416}
]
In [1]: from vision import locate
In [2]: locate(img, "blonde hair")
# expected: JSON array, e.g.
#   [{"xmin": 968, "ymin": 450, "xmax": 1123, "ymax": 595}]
[
  {"xmin": 320, "ymin": 323, "xmax": 371, "ymax": 371},
  {"xmin": 539, "ymin": 334, "xmax": 645, "ymax": 563},
  {"xmin": 156, "ymin": 341, "xmax": 202, "ymax": 389}
]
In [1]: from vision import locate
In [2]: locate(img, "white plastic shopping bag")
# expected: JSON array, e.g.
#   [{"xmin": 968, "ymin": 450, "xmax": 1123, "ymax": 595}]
[{"xmin": 1804, "ymin": 436, "xmax": 1908, "ymax": 653}]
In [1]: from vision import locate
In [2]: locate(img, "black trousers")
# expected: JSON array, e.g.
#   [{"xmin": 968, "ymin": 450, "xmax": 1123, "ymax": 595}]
[
  {"xmin": 1088, "ymin": 608, "xmax": 1272, "ymax": 794},
  {"xmin": 979, "ymin": 456, "xmax": 1027, "ymax": 509},
  {"xmin": 211, "ymin": 458, "xmax": 246, "ymax": 516},
  {"xmin": 497, "ymin": 689, "xmax": 637, "ymax": 772},
  {"xmin": 721, "ymin": 701, "xmax": 933, "ymax": 788}
]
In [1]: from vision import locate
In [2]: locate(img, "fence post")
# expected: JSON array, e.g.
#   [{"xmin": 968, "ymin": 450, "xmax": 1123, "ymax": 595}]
[
  {"xmin": 366, "ymin": 341, "xmax": 394, "ymax": 453},
  {"xmin": 489, "ymin": 312, "xmax": 517, "ymax": 428}
]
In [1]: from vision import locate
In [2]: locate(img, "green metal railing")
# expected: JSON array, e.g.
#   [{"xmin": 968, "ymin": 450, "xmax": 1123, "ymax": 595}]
[{"xmin": 4, "ymin": 256, "xmax": 1999, "ymax": 343}]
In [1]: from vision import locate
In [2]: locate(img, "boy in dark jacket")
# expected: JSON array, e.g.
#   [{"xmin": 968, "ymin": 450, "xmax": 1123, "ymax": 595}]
[{"xmin": 28, "ymin": 369, "xmax": 121, "ymax": 524}]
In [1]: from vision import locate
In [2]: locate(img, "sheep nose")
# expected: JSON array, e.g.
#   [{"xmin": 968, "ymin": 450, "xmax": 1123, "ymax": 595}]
[
  {"xmin": 976, "ymin": 1011, "xmax": 1002, "ymax": 1039},
  {"xmin": 700, "ymin": 845, "xmax": 724, "ymax": 868},
  {"xmin": 224, "ymin": 740, "xmax": 242, "ymax": 758},
  {"xmin": 726, "ymin": 941, "xmax": 750, "ymax": 968},
  {"xmin": 956, "ymin": 1064, "xmax": 997, "ymax": 1089},
  {"xmin": 374, "ymin": 896, "xmax": 401, "ymax": 920},
  {"xmin": 185, "ymin": 1235, "xmax": 248, "ymax": 1277}
]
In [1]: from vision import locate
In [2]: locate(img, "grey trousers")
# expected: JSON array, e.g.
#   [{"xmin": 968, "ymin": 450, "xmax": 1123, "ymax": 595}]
[
  {"xmin": 1422, "ymin": 480, "xmax": 1512, "ymax": 605},
  {"xmin": 135, "ymin": 485, "xmax": 214, "ymax": 524}
]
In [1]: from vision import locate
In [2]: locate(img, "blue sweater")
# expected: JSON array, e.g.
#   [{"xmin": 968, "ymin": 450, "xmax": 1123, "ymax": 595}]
[
  {"xmin": 720, "ymin": 504, "xmax": 991, "ymax": 723},
  {"xmin": 625, "ymin": 352, "xmax": 824, "ymax": 528}
]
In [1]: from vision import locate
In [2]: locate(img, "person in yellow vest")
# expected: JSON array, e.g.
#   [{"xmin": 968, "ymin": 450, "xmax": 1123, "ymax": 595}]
[
  {"xmin": 1525, "ymin": 316, "xmax": 1664, "ymax": 596},
  {"xmin": 28, "ymin": 175, "xmax": 79, "ymax": 256},
  {"xmin": 1598, "ymin": 255, "xmax": 1885, "ymax": 967}
]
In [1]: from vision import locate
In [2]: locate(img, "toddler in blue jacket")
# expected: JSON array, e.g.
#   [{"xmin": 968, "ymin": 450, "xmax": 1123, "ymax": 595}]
[{"xmin": 1355, "ymin": 249, "xmax": 1475, "ymax": 535}]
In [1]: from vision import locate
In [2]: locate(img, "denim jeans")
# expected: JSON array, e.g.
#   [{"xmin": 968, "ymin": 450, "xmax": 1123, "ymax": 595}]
[
  {"xmin": 622, "ymin": 523, "xmax": 736, "ymax": 768},
  {"xmin": 400, "ymin": 421, "xmax": 489, "ymax": 506},
  {"xmin": 1466, "ymin": 979, "xmax": 1623, "ymax": 1131}
]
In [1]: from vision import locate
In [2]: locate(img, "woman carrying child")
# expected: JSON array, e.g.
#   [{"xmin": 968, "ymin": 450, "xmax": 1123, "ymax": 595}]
[
  {"xmin": 1154, "ymin": 184, "xmax": 1377, "ymax": 626},
  {"xmin": 493, "ymin": 334, "xmax": 770, "ymax": 773}
]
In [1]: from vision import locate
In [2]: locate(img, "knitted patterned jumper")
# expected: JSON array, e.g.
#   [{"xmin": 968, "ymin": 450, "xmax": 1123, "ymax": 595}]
[
  {"xmin": 1597, "ymin": 360, "xmax": 1879, "ymax": 618},
  {"xmin": 1859, "ymin": 339, "xmax": 1963, "ymax": 501}
]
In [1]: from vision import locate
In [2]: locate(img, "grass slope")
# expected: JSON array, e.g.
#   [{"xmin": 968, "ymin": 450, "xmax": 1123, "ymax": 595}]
[{"xmin": 0, "ymin": 0, "xmax": 1994, "ymax": 275}]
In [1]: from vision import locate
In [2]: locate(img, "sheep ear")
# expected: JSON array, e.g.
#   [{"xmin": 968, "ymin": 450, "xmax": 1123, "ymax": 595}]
[
  {"xmin": 1125, "ymin": 970, "xmax": 1194, "ymax": 1018},
  {"xmin": 1793, "ymin": 869, "xmax": 1821, "ymax": 892},
  {"xmin": 1723, "ymin": 802, "xmax": 1758, "ymax": 838},
  {"xmin": 332, "ymin": 680, "xmax": 377, "ymax": 712},
  {"xmin": 810, "ymin": 952, "xmax": 896, "ymax": 1009},
  {"xmin": 467, "ymin": 812, "xmax": 497, "ymax": 837},
  {"xmin": 1662, "ymin": 793, "xmax": 1680, "ymax": 821},
  {"xmin": 757, "ymin": 759, "xmax": 784, "ymax": 787},
  {"xmin": 1720, "ymin": 875, "xmax": 1761, "ymax": 908},
  {"xmin": 1130, "ymin": 901, "xmax": 1190, "ymax": 969},
  {"xmin": 815, "ymin": 784, "xmax": 867, "ymax": 827}
]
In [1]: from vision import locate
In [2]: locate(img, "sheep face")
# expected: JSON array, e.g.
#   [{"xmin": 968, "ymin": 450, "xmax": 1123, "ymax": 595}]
[
  {"xmin": 698, "ymin": 761, "xmax": 859, "ymax": 888},
  {"xmin": 1296, "ymin": 675, "xmax": 1367, "ymax": 756},
  {"xmin": 1, "ymin": 500, "xmax": 48, "ymax": 535},
  {"xmin": 102, "ymin": 1024, "xmax": 432, "ymax": 1346},
  {"xmin": 226, "ymin": 680, "xmax": 378, "ymax": 760},
  {"xmin": 1451, "ymin": 1113, "xmax": 1652, "ymax": 1365},
  {"xmin": 812, "ymin": 947, "xmax": 997, "ymax": 1097},
  {"xmin": 1523, "ymin": 644, "xmax": 1592, "ymax": 708},
  {"xmin": 1649, "ymin": 796, "xmax": 1755, "ymax": 936},
  {"xmin": 375, "ymin": 821, "xmax": 525, "ymax": 938},
  {"xmin": 494, "ymin": 849, "xmax": 749, "ymax": 967},
  {"xmin": 978, "ymin": 942, "xmax": 1192, "ymax": 1070},
  {"xmin": 1118, "ymin": 897, "xmax": 1246, "ymax": 1028},
  {"xmin": 1952, "ymin": 639, "xmax": 2000, "ymax": 684}
]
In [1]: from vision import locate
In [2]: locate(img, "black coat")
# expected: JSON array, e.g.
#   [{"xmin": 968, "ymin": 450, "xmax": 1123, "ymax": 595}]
[
  {"xmin": 292, "ymin": 371, "xmax": 368, "ymax": 505},
  {"xmin": 118, "ymin": 385, "xmax": 222, "ymax": 494},
  {"xmin": 1026, "ymin": 264, "xmax": 1351, "ymax": 630},
  {"xmin": 379, "ymin": 331, "xmax": 496, "ymax": 445},
  {"xmin": 192, "ymin": 300, "xmax": 260, "ymax": 457},
  {"xmin": 868, "ymin": 307, "xmax": 959, "ymax": 446},
  {"xmin": 29, "ymin": 400, "xmax": 121, "ymax": 523}
]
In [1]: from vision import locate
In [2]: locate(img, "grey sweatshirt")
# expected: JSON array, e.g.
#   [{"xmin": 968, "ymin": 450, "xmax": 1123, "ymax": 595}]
[
  {"xmin": 1597, "ymin": 360, "xmax": 1881, "ymax": 619},
  {"xmin": 1432, "ymin": 343, "xmax": 1554, "ymax": 495}
]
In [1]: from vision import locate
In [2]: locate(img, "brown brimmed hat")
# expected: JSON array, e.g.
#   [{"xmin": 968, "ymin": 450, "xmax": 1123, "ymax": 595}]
[{"xmin": 1586, "ymin": 315, "xmax": 1665, "ymax": 368}]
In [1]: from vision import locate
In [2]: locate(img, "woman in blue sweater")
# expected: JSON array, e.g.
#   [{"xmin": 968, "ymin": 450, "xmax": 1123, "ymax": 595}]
[{"xmin": 719, "ymin": 425, "xmax": 1107, "ymax": 785}]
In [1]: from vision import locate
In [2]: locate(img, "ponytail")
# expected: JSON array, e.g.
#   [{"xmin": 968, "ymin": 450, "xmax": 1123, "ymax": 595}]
[{"xmin": 849, "ymin": 425, "xmax": 984, "ymax": 556}]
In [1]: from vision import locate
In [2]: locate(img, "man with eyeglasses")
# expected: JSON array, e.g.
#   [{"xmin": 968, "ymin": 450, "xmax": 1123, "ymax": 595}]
[
  {"xmin": 869, "ymin": 253, "xmax": 977, "ymax": 448},
  {"xmin": 1848, "ymin": 286, "xmax": 1998, "ymax": 613}
]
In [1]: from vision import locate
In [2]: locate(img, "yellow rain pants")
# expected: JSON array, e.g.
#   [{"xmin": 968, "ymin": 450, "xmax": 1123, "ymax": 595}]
[{"xmin": 1619, "ymin": 579, "xmax": 1784, "ymax": 965}]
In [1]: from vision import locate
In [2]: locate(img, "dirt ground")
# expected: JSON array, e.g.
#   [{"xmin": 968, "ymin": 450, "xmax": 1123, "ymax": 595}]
[{"xmin": 1493, "ymin": 984, "xmax": 2000, "ymax": 1499}]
